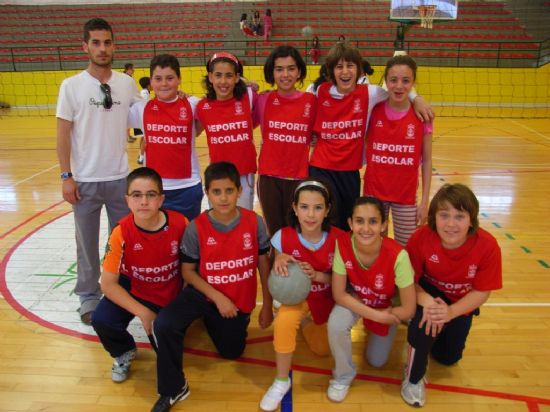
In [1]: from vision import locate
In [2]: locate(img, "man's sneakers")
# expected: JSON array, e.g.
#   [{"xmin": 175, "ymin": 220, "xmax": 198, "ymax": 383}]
[
  {"xmin": 327, "ymin": 380, "xmax": 350, "ymax": 402},
  {"xmin": 79, "ymin": 299, "xmax": 99, "ymax": 326},
  {"xmin": 151, "ymin": 381, "xmax": 191, "ymax": 412},
  {"xmin": 111, "ymin": 348, "xmax": 137, "ymax": 383},
  {"xmin": 80, "ymin": 311, "xmax": 93, "ymax": 325},
  {"xmin": 260, "ymin": 378, "xmax": 291, "ymax": 411},
  {"xmin": 137, "ymin": 154, "xmax": 144, "ymax": 165},
  {"xmin": 401, "ymin": 377, "xmax": 426, "ymax": 407}
]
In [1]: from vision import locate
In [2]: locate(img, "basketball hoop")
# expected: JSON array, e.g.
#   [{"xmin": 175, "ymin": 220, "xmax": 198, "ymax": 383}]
[{"xmin": 418, "ymin": 5, "xmax": 437, "ymax": 29}]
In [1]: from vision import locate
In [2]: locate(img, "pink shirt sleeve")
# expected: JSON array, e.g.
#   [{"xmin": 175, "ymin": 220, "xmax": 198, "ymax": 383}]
[{"xmin": 384, "ymin": 101, "xmax": 433, "ymax": 135}]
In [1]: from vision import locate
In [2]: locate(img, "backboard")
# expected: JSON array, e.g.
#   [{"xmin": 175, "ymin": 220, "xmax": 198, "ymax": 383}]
[{"xmin": 390, "ymin": 0, "xmax": 458, "ymax": 21}]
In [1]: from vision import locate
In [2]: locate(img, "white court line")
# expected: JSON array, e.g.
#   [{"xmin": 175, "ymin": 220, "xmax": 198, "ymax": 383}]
[
  {"xmin": 432, "ymin": 156, "xmax": 550, "ymax": 168},
  {"xmin": 254, "ymin": 301, "xmax": 550, "ymax": 307},
  {"xmin": 484, "ymin": 302, "xmax": 550, "ymax": 307},
  {"xmin": 511, "ymin": 119, "xmax": 550, "ymax": 142},
  {"xmin": 2, "ymin": 163, "xmax": 58, "ymax": 188}
]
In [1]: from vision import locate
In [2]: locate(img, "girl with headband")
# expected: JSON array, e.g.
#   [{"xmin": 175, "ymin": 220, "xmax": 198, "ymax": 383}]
[
  {"xmin": 259, "ymin": 179, "xmax": 344, "ymax": 411},
  {"xmin": 254, "ymin": 45, "xmax": 316, "ymax": 236},
  {"xmin": 196, "ymin": 52, "xmax": 258, "ymax": 210}
]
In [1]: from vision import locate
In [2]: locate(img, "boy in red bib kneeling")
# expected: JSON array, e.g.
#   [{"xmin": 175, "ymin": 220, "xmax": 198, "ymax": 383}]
[
  {"xmin": 91, "ymin": 167, "xmax": 188, "ymax": 384},
  {"xmin": 151, "ymin": 161, "xmax": 273, "ymax": 412}
]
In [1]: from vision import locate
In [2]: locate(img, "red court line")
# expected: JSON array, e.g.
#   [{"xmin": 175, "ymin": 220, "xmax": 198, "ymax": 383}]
[
  {"xmin": 2, "ymin": 211, "xmax": 550, "ymax": 410},
  {"xmin": 0, "ymin": 200, "xmax": 65, "ymax": 240},
  {"xmin": 0, "ymin": 210, "xmax": 103, "ymax": 344},
  {"xmin": 527, "ymin": 402, "xmax": 540, "ymax": 412},
  {"xmin": 246, "ymin": 335, "xmax": 273, "ymax": 344},
  {"xmin": 175, "ymin": 347, "xmax": 550, "ymax": 408}
]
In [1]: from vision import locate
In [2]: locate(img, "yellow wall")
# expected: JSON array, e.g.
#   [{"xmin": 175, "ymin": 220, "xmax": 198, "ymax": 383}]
[{"xmin": 1, "ymin": 64, "xmax": 549, "ymax": 107}]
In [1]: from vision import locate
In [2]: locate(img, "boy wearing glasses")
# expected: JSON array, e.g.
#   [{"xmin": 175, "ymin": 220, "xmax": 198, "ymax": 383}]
[
  {"xmin": 56, "ymin": 18, "xmax": 143, "ymax": 325},
  {"xmin": 129, "ymin": 53, "xmax": 203, "ymax": 220},
  {"xmin": 91, "ymin": 167, "xmax": 188, "ymax": 383}
]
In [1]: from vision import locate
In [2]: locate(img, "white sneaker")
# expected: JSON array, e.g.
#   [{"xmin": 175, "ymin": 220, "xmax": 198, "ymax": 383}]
[
  {"xmin": 327, "ymin": 380, "xmax": 350, "ymax": 402},
  {"xmin": 401, "ymin": 378, "xmax": 426, "ymax": 407},
  {"xmin": 111, "ymin": 348, "xmax": 137, "ymax": 383},
  {"xmin": 260, "ymin": 378, "xmax": 291, "ymax": 411}
]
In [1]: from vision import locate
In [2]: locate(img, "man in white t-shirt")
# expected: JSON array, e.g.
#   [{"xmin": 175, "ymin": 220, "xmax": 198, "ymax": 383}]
[{"xmin": 56, "ymin": 18, "xmax": 142, "ymax": 325}]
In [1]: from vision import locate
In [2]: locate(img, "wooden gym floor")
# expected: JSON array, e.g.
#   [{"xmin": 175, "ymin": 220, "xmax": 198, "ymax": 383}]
[{"xmin": 1, "ymin": 111, "xmax": 549, "ymax": 411}]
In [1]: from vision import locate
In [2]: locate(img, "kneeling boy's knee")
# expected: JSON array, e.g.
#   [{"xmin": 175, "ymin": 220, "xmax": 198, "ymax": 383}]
[
  {"xmin": 152, "ymin": 313, "xmax": 174, "ymax": 336},
  {"xmin": 431, "ymin": 350, "xmax": 462, "ymax": 366}
]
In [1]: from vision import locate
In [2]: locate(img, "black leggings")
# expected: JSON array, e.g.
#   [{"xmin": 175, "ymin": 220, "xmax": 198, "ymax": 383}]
[
  {"xmin": 153, "ymin": 286, "xmax": 251, "ymax": 396},
  {"xmin": 309, "ymin": 166, "xmax": 359, "ymax": 231},
  {"xmin": 406, "ymin": 278, "xmax": 479, "ymax": 383}
]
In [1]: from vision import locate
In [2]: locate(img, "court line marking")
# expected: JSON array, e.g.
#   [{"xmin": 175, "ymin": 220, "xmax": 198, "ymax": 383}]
[
  {"xmin": 0, "ymin": 200, "xmax": 65, "ymax": 240},
  {"xmin": 254, "ymin": 301, "xmax": 550, "ymax": 308},
  {"xmin": 432, "ymin": 157, "xmax": 550, "ymax": 168},
  {"xmin": 0, "ymin": 163, "xmax": 59, "ymax": 188},
  {"xmin": 184, "ymin": 348, "xmax": 550, "ymax": 408},
  {"xmin": 1, "ymin": 209, "xmax": 550, "ymax": 411},
  {"xmin": 484, "ymin": 303, "xmax": 550, "ymax": 307},
  {"xmin": 510, "ymin": 119, "xmax": 550, "ymax": 142}
]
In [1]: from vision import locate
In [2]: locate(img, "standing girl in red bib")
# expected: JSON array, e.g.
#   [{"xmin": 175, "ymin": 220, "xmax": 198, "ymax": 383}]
[
  {"xmin": 327, "ymin": 196, "xmax": 416, "ymax": 403},
  {"xmin": 254, "ymin": 45, "xmax": 317, "ymax": 236},
  {"xmin": 311, "ymin": 43, "xmax": 434, "ymax": 230},
  {"xmin": 196, "ymin": 52, "xmax": 258, "ymax": 210},
  {"xmin": 364, "ymin": 55, "xmax": 433, "ymax": 246}
]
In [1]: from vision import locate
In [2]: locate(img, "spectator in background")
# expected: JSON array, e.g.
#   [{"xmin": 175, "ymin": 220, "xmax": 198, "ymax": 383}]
[
  {"xmin": 263, "ymin": 9, "xmax": 273, "ymax": 41},
  {"xmin": 139, "ymin": 76, "xmax": 151, "ymax": 100},
  {"xmin": 123, "ymin": 63, "xmax": 134, "ymax": 77},
  {"xmin": 357, "ymin": 60, "xmax": 374, "ymax": 84},
  {"xmin": 310, "ymin": 36, "xmax": 321, "ymax": 64},
  {"xmin": 239, "ymin": 13, "xmax": 248, "ymax": 30},
  {"xmin": 123, "ymin": 62, "xmax": 142, "ymax": 142},
  {"xmin": 136, "ymin": 76, "xmax": 151, "ymax": 165},
  {"xmin": 337, "ymin": 34, "xmax": 346, "ymax": 43},
  {"xmin": 240, "ymin": 13, "xmax": 255, "ymax": 36},
  {"xmin": 305, "ymin": 64, "xmax": 329, "ymax": 94},
  {"xmin": 252, "ymin": 10, "xmax": 261, "ymax": 35}
]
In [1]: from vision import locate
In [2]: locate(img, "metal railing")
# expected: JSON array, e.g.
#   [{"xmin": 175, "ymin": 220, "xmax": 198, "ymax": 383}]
[{"xmin": 1, "ymin": 37, "xmax": 549, "ymax": 71}]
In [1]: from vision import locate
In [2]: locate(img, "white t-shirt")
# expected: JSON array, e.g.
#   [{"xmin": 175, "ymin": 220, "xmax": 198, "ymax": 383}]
[
  {"xmin": 325, "ymin": 83, "xmax": 417, "ymax": 125},
  {"xmin": 56, "ymin": 70, "xmax": 142, "ymax": 182},
  {"xmin": 128, "ymin": 96, "xmax": 202, "ymax": 190},
  {"xmin": 140, "ymin": 88, "xmax": 150, "ymax": 100}
]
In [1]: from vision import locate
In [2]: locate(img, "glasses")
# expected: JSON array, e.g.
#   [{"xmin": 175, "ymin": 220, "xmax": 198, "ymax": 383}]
[
  {"xmin": 128, "ymin": 191, "xmax": 161, "ymax": 201},
  {"xmin": 100, "ymin": 83, "xmax": 113, "ymax": 109}
]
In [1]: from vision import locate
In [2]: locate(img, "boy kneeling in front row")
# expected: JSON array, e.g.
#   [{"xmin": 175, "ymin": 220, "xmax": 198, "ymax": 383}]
[
  {"xmin": 151, "ymin": 161, "xmax": 274, "ymax": 412},
  {"xmin": 92, "ymin": 167, "xmax": 188, "ymax": 382}
]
